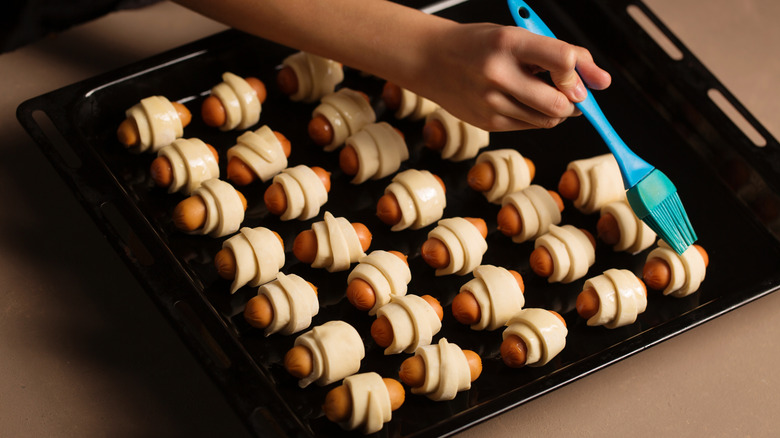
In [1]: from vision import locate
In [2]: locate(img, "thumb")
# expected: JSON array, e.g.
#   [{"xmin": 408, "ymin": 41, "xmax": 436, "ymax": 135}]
[{"xmin": 550, "ymin": 68, "xmax": 587, "ymax": 102}]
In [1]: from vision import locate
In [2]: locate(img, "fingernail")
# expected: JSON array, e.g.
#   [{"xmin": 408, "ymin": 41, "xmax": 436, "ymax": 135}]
[{"xmin": 573, "ymin": 83, "xmax": 587, "ymax": 101}]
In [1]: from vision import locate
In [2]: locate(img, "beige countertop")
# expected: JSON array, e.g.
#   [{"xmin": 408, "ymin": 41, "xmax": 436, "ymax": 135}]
[{"xmin": 1, "ymin": 1, "xmax": 778, "ymax": 436}]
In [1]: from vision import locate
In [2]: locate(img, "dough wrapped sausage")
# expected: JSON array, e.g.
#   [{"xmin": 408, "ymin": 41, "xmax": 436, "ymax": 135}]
[
  {"xmin": 427, "ymin": 217, "xmax": 488, "ymax": 276},
  {"xmin": 347, "ymin": 250, "xmax": 411, "ymax": 315},
  {"xmin": 599, "ymin": 199, "xmax": 656, "ymax": 254},
  {"xmin": 534, "ymin": 224, "xmax": 596, "ymax": 283},
  {"xmin": 474, "ymin": 149, "xmax": 534, "ymax": 203},
  {"xmin": 503, "ymin": 308, "xmax": 567, "ymax": 367},
  {"xmin": 292, "ymin": 320, "xmax": 365, "ymax": 388},
  {"xmin": 187, "ymin": 178, "xmax": 245, "ymax": 238},
  {"xmin": 501, "ymin": 185, "xmax": 563, "ymax": 243},
  {"xmin": 383, "ymin": 83, "xmax": 439, "ymax": 120},
  {"xmin": 226, "ymin": 125, "xmax": 288, "ymax": 183},
  {"xmin": 582, "ymin": 269, "xmax": 647, "ymax": 328},
  {"xmin": 156, "ymin": 137, "xmax": 219, "ymax": 195},
  {"xmin": 424, "ymin": 108, "xmax": 489, "ymax": 162},
  {"xmin": 645, "ymin": 240, "xmax": 707, "ymax": 297},
  {"xmin": 123, "ymin": 95, "xmax": 184, "ymax": 153},
  {"xmin": 271, "ymin": 165, "xmax": 329, "ymax": 221},
  {"xmin": 459, "ymin": 265, "xmax": 525, "ymax": 331},
  {"xmin": 565, "ymin": 153, "xmax": 625, "ymax": 214},
  {"xmin": 309, "ymin": 211, "xmax": 368, "ymax": 272},
  {"xmin": 344, "ymin": 122, "xmax": 409, "ymax": 184},
  {"xmin": 333, "ymin": 372, "xmax": 395, "ymax": 435},
  {"xmin": 410, "ymin": 338, "xmax": 473, "ymax": 401},
  {"xmin": 255, "ymin": 272, "xmax": 319, "ymax": 336},
  {"xmin": 382, "ymin": 169, "xmax": 446, "ymax": 231},
  {"xmin": 221, "ymin": 226, "xmax": 285, "ymax": 294},
  {"xmin": 375, "ymin": 295, "xmax": 442, "ymax": 355},
  {"xmin": 312, "ymin": 88, "xmax": 376, "ymax": 151},
  {"xmin": 280, "ymin": 51, "xmax": 344, "ymax": 103},
  {"xmin": 209, "ymin": 72, "xmax": 262, "ymax": 131}
]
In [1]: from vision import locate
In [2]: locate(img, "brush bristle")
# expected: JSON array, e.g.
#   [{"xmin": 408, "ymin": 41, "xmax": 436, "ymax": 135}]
[{"xmin": 641, "ymin": 193, "xmax": 697, "ymax": 254}]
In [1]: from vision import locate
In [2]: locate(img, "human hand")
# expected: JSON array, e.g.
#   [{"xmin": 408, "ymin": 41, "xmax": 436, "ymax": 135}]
[{"xmin": 408, "ymin": 22, "xmax": 612, "ymax": 132}]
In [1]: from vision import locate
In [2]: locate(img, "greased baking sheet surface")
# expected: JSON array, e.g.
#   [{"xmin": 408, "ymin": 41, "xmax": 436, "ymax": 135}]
[{"xmin": 18, "ymin": 1, "xmax": 780, "ymax": 436}]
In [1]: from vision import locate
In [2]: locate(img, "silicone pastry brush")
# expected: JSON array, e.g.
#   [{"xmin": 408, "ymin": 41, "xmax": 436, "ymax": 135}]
[{"xmin": 507, "ymin": 0, "xmax": 697, "ymax": 254}]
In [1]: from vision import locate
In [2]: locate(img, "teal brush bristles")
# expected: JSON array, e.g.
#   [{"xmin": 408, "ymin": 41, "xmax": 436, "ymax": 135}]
[
  {"xmin": 626, "ymin": 169, "xmax": 697, "ymax": 254},
  {"xmin": 508, "ymin": 0, "xmax": 698, "ymax": 254}
]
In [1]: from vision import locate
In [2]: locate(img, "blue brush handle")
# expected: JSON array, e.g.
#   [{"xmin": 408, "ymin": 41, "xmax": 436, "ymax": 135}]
[{"xmin": 507, "ymin": 0, "xmax": 654, "ymax": 188}]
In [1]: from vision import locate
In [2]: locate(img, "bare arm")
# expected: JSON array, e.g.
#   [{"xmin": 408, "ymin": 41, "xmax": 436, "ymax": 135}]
[{"xmin": 174, "ymin": 0, "xmax": 611, "ymax": 131}]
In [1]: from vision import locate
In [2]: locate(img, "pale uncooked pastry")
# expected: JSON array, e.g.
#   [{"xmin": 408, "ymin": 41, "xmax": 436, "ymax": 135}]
[
  {"xmin": 189, "ymin": 178, "xmax": 244, "ymax": 238},
  {"xmin": 281, "ymin": 51, "xmax": 343, "ymax": 103},
  {"xmin": 384, "ymin": 169, "xmax": 446, "ymax": 231},
  {"xmin": 272, "ymin": 165, "xmax": 328, "ymax": 221},
  {"xmin": 566, "ymin": 153, "xmax": 625, "ymax": 214},
  {"xmin": 392, "ymin": 87, "xmax": 438, "ymax": 120},
  {"xmin": 226, "ymin": 125, "xmax": 288, "ymax": 183},
  {"xmin": 210, "ymin": 72, "xmax": 262, "ymax": 131},
  {"xmin": 411, "ymin": 338, "xmax": 472, "ymax": 401},
  {"xmin": 257, "ymin": 272, "xmax": 319, "ymax": 336},
  {"xmin": 347, "ymin": 250, "xmax": 411, "ymax": 315},
  {"xmin": 426, "ymin": 108, "xmax": 489, "ymax": 162},
  {"xmin": 222, "ymin": 226, "xmax": 285, "ymax": 294},
  {"xmin": 338, "ymin": 372, "xmax": 393, "ymax": 435},
  {"xmin": 293, "ymin": 320, "xmax": 365, "ymax": 388},
  {"xmin": 475, "ymin": 149, "xmax": 533, "ymax": 203},
  {"xmin": 428, "ymin": 217, "xmax": 488, "ymax": 276},
  {"xmin": 646, "ymin": 240, "xmax": 707, "ymax": 297},
  {"xmin": 583, "ymin": 269, "xmax": 646, "ymax": 328},
  {"xmin": 375, "ymin": 294, "xmax": 442, "ymax": 355},
  {"xmin": 502, "ymin": 184, "xmax": 562, "ymax": 243},
  {"xmin": 600, "ymin": 199, "xmax": 656, "ymax": 254},
  {"xmin": 460, "ymin": 265, "xmax": 525, "ymax": 331},
  {"xmin": 158, "ymin": 137, "xmax": 218, "ymax": 195},
  {"xmin": 345, "ymin": 122, "xmax": 409, "ymax": 184},
  {"xmin": 503, "ymin": 308, "xmax": 567, "ymax": 367},
  {"xmin": 313, "ymin": 88, "xmax": 376, "ymax": 151},
  {"xmin": 311, "ymin": 212, "xmax": 367, "ymax": 272},
  {"xmin": 534, "ymin": 224, "xmax": 595, "ymax": 283},
  {"xmin": 124, "ymin": 95, "xmax": 184, "ymax": 153}
]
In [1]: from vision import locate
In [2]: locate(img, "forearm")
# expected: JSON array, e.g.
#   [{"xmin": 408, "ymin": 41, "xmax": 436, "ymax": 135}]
[{"xmin": 174, "ymin": 0, "xmax": 454, "ymax": 93}]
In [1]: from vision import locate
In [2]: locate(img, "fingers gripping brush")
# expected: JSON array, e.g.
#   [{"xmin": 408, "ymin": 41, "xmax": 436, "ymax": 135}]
[{"xmin": 507, "ymin": 0, "xmax": 697, "ymax": 254}]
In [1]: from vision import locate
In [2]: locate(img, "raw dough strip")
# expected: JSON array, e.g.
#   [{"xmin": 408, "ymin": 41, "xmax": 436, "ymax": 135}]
[
  {"xmin": 294, "ymin": 320, "xmax": 365, "ymax": 388},
  {"xmin": 502, "ymin": 184, "xmax": 562, "ymax": 243},
  {"xmin": 503, "ymin": 308, "xmax": 567, "ymax": 367},
  {"xmin": 311, "ymin": 212, "xmax": 366, "ymax": 272},
  {"xmin": 158, "ymin": 137, "xmax": 219, "ymax": 195},
  {"xmin": 125, "ymin": 95, "xmax": 184, "ymax": 153},
  {"xmin": 428, "ymin": 217, "xmax": 488, "ymax": 276},
  {"xmin": 258, "ymin": 272, "xmax": 319, "ymax": 336},
  {"xmin": 341, "ymin": 372, "xmax": 393, "ymax": 435},
  {"xmin": 462, "ymin": 265, "xmax": 525, "ymax": 331},
  {"xmin": 412, "ymin": 338, "xmax": 472, "ymax": 401},
  {"xmin": 190, "ymin": 178, "xmax": 244, "ymax": 238},
  {"xmin": 476, "ymin": 149, "xmax": 533, "ymax": 203},
  {"xmin": 601, "ymin": 199, "xmax": 656, "ymax": 254},
  {"xmin": 313, "ymin": 88, "xmax": 376, "ymax": 151},
  {"xmin": 584, "ymin": 269, "xmax": 647, "ymax": 328},
  {"xmin": 227, "ymin": 125, "xmax": 288, "ymax": 183},
  {"xmin": 223, "ymin": 226, "xmax": 285, "ymax": 294},
  {"xmin": 393, "ymin": 87, "xmax": 439, "ymax": 120},
  {"xmin": 426, "ymin": 108, "xmax": 489, "ymax": 162},
  {"xmin": 384, "ymin": 169, "xmax": 446, "ymax": 231},
  {"xmin": 347, "ymin": 250, "xmax": 412, "ymax": 315},
  {"xmin": 376, "ymin": 294, "xmax": 442, "ymax": 355},
  {"xmin": 282, "ymin": 51, "xmax": 344, "ymax": 103},
  {"xmin": 567, "ymin": 153, "xmax": 626, "ymax": 214},
  {"xmin": 273, "ymin": 165, "xmax": 328, "ymax": 221},
  {"xmin": 534, "ymin": 224, "xmax": 595, "ymax": 283},
  {"xmin": 210, "ymin": 72, "xmax": 262, "ymax": 131},
  {"xmin": 347, "ymin": 122, "xmax": 409, "ymax": 184},
  {"xmin": 646, "ymin": 240, "xmax": 707, "ymax": 297}
]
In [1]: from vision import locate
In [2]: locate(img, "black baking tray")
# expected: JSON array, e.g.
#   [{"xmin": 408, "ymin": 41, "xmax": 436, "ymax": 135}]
[{"xmin": 17, "ymin": 0, "xmax": 780, "ymax": 436}]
